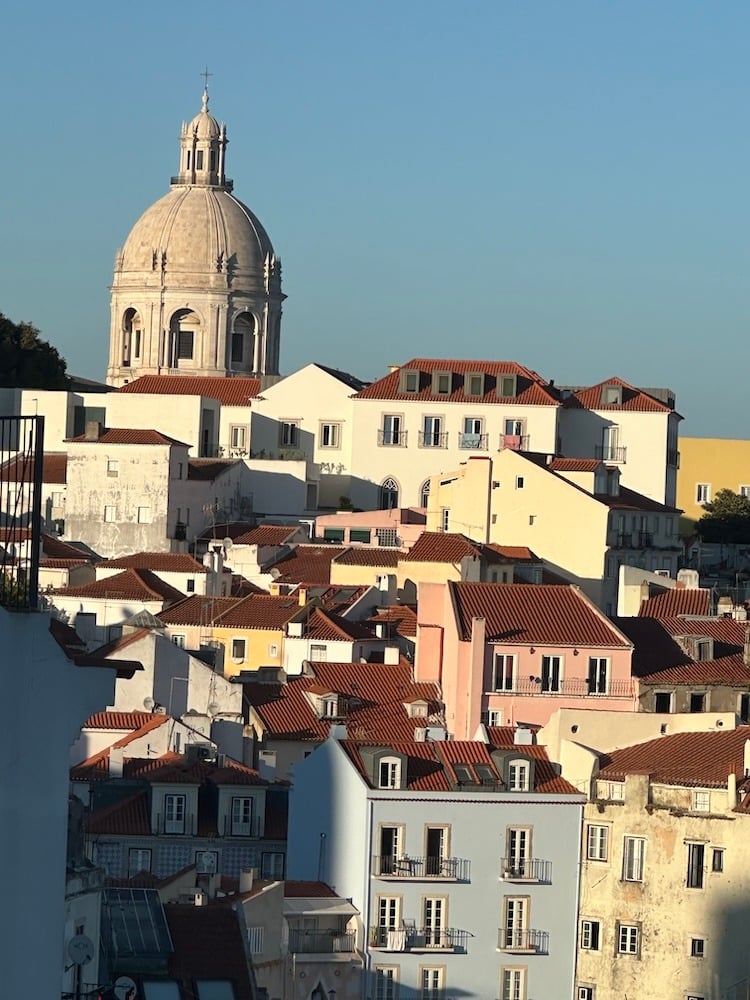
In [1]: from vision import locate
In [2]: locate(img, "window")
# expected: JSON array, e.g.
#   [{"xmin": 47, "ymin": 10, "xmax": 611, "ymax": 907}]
[
  {"xmin": 515, "ymin": 476, "xmax": 525, "ymax": 489},
  {"xmin": 374, "ymin": 967, "xmax": 399, "ymax": 1000},
  {"xmin": 540, "ymin": 655, "xmax": 562, "ymax": 693},
  {"xmin": 690, "ymin": 937, "xmax": 705, "ymax": 958},
  {"xmin": 505, "ymin": 827, "xmax": 531, "ymax": 878},
  {"xmin": 692, "ymin": 791, "xmax": 710, "ymax": 812},
  {"xmin": 280, "ymin": 421, "xmax": 300, "ymax": 447},
  {"xmin": 461, "ymin": 416, "xmax": 485, "ymax": 449},
  {"xmin": 320, "ymin": 422, "xmax": 340, "ymax": 448},
  {"xmin": 107, "ymin": 459, "xmax": 119, "ymax": 477},
  {"xmin": 51, "ymin": 491, "xmax": 64, "ymax": 508},
  {"xmin": 323, "ymin": 527, "xmax": 345, "ymax": 542},
  {"xmin": 441, "ymin": 508, "xmax": 450, "ymax": 532},
  {"xmin": 261, "ymin": 851, "xmax": 285, "ymax": 878},
  {"xmin": 587, "ymin": 657, "xmax": 609, "ymax": 695},
  {"xmin": 499, "ymin": 375, "xmax": 517, "ymax": 398},
  {"xmin": 350, "ymin": 528, "xmax": 371, "ymax": 543},
  {"xmin": 134, "ymin": 330, "xmax": 141, "ymax": 357},
  {"xmin": 195, "ymin": 149, "xmax": 204, "ymax": 170},
  {"xmin": 231, "ymin": 796, "xmax": 253, "ymax": 836},
  {"xmin": 231, "ymin": 332, "xmax": 243, "ymax": 363},
  {"xmin": 501, "ymin": 967, "xmax": 526, "ymax": 1000},
  {"xmin": 377, "ymin": 825, "xmax": 404, "ymax": 874},
  {"xmin": 494, "ymin": 653, "xmax": 516, "ymax": 692},
  {"xmin": 607, "ymin": 782, "xmax": 624, "ymax": 801},
  {"xmin": 128, "ymin": 848, "xmax": 152, "ymax": 876},
  {"xmin": 423, "ymin": 897, "xmax": 447, "ymax": 946},
  {"xmin": 740, "ymin": 693, "xmax": 750, "ymax": 724},
  {"xmin": 741, "ymin": 485, "xmax": 750, "ymax": 498},
  {"xmin": 696, "ymin": 483, "xmax": 711, "ymax": 504},
  {"xmin": 466, "ymin": 373, "xmax": 484, "ymax": 396},
  {"xmin": 177, "ymin": 330, "xmax": 194, "ymax": 359},
  {"xmin": 377, "ymin": 527, "xmax": 399, "ymax": 546},
  {"xmin": 420, "ymin": 966, "xmax": 444, "ymax": 999},
  {"xmin": 712, "ymin": 848, "xmax": 724, "ymax": 873},
  {"xmin": 581, "ymin": 919, "xmax": 600, "ymax": 951},
  {"xmin": 378, "ymin": 757, "xmax": 401, "ymax": 789},
  {"xmin": 246, "ymin": 926, "xmax": 264, "ymax": 956},
  {"xmin": 137, "ymin": 506, "xmax": 151, "ymax": 524},
  {"xmin": 586, "ymin": 825, "xmax": 609, "ymax": 861},
  {"xmin": 401, "ymin": 369, "xmax": 419, "ymax": 393},
  {"xmin": 617, "ymin": 923, "xmax": 640, "ymax": 955},
  {"xmin": 686, "ymin": 843, "xmax": 705, "ymax": 889},
  {"xmin": 508, "ymin": 760, "xmax": 530, "ymax": 792},
  {"xmin": 171, "ymin": 634, "xmax": 186, "ymax": 649},
  {"xmin": 622, "ymin": 837, "xmax": 645, "ymax": 882},
  {"xmin": 229, "ymin": 425, "xmax": 247, "ymax": 450},
  {"xmin": 501, "ymin": 896, "xmax": 529, "ymax": 949},
  {"xmin": 381, "ymin": 414, "xmax": 404, "ymax": 446},
  {"xmin": 578, "ymin": 989, "xmax": 595, "ymax": 1000},
  {"xmin": 654, "ymin": 691, "xmax": 672, "ymax": 713},
  {"xmin": 164, "ymin": 793, "xmax": 186, "ymax": 834},
  {"xmin": 420, "ymin": 479, "xmax": 431, "ymax": 507},
  {"xmin": 186, "ymin": 578, "xmax": 195, "ymax": 593},
  {"xmin": 268, "ymin": 642, "xmax": 279, "ymax": 658},
  {"xmin": 310, "ymin": 643, "xmax": 327, "ymax": 661},
  {"xmin": 231, "ymin": 638, "xmax": 246, "ymax": 661},
  {"xmin": 424, "ymin": 826, "xmax": 449, "ymax": 874},
  {"xmin": 421, "ymin": 415, "xmax": 444, "ymax": 448},
  {"xmin": 433, "ymin": 371, "xmax": 451, "ymax": 394},
  {"xmin": 380, "ymin": 478, "xmax": 400, "ymax": 510},
  {"xmin": 601, "ymin": 424, "xmax": 621, "ymax": 461},
  {"xmin": 104, "ymin": 505, "xmax": 116, "ymax": 522},
  {"xmin": 689, "ymin": 691, "xmax": 707, "ymax": 713},
  {"xmin": 602, "ymin": 384, "xmax": 622, "ymax": 405}
]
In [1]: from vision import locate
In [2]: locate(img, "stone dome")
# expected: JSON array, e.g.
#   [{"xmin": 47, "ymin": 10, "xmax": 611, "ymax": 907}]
[{"xmin": 187, "ymin": 89, "xmax": 221, "ymax": 140}]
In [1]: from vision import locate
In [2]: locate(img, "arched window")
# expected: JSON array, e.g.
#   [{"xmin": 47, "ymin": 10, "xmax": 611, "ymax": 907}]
[
  {"xmin": 380, "ymin": 478, "xmax": 399, "ymax": 510},
  {"xmin": 232, "ymin": 312, "xmax": 256, "ymax": 367},
  {"xmin": 420, "ymin": 478, "xmax": 431, "ymax": 508},
  {"xmin": 168, "ymin": 309, "xmax": 201, "ymax": 367},
  {"xmin": 121, "ymin": 307, "xmax": 142, "ymax": 367}
]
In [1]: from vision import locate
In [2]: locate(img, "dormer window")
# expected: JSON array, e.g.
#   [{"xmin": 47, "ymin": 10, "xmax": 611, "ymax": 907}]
[
  {"xmin": 432, "ymin": 371, "xmax": 452, "ymax": 395},
  {"xmin": 497, "ymin": 374, "xmax": 517, "ymax": 399},
  {"xmin": 466, "ymin": 373, "xmax": 485, "ymax": 397},
  {"xmin": 378, "ymin": 757, "xmax": 402, "ymax": 789},
  {"xmin": 453, "ymin": 763, "xmax": 473, "ymax": 785},
  {"xmin": 400, "ymin": 369, "xmax": 420, "ymax": 394},
  {"xmin": 602, "ymin": 384, "xmax": 622, "ymax": 405},
  {"xmin": 508, "ymin": 759, "xmax": 531, "ymax": 792},
  {"xmin": 322, "ymin": 695, "xmax": 338, "ymax": 718},
  {"xmin": 405, "ymin": 700, "xmax": 428, "ymax": 718}
]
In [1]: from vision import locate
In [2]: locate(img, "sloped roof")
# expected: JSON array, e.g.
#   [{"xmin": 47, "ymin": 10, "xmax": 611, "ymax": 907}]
[
  {"xmin": 86, "ymin": 792, "xmax": 152, "ymax": 835},
  {"xmin": 67, "ymin": 428, "xmax": 188, "ymax": 446},
  {"xmin": 165, "ymin": 904, "xmax": 255, "ymax": 1000},
  {"xmin": 268, "ymin": 545, "xmax": 346, "ymax": 584},
  {"xmin": 639, "ymin": 588, "xmax": 711, "ymax": 618},
  {"xmin": 354, "ymin": 358, "xmax": 558, "ymax": 406},
  {"xmin": 612, "ymin": 615, "xmax": 745, "ymax": 678},
  {"xmin": 84, "ymin": 711, "xmax": 154, "ymax": 730},
  {"xmin": 158, "ymin": 595, "xmax": 241, "ymax": 626},
  {"xmin": 39, "ymin": 558, "xmax": 88, "ymax": 569},
  {"xmin": 41, "ymin": 533, "xmax": 93, "ymax": 560},
  {"xmin": 304, "ymin": 608, "xmax": 376, "ymax": 642},
  {"xmin": 548, "ymin": 458, "xmax": 605, "ymax": 473},
  {"xmin": 636, "ymin": 652, "xmax": 750, "ymax": 687},
  {"xmin": 233, "ymin": 524, "xmax": 301, "ymax": 546},
  {"xmin": 118, "ymin": 374, "xmax": 261, "ymax": 405},
  {"xmin": 598, "ymin": 728, "xmax": 750, "ymax": 787},
  {"xmin": 246, "ymin": 661, "xmax": 442, "ymax": 743},
  {"xmin": 99, "ymin": 552, "xmax": 208, "ymax": 573},
  {"xmin": 212, "ymin": 594, "xmax": 302, "ymax": 630},
  {"xmin": 0, "ymin": 452, "xmax": 67, "ymax": 484},
  {"xmin": 72, "ymin": 748, "xmax": 268, "ymax": 786},
  {"xmin": 283, "ymin": 880, "xmax": 338, "ymax": 898},
  {"xmin": 403, "ymin": 532, "xmax": 482, "ymax": 563},
  {"xmin": 49, "ymin": 616, "xmax": 87, "ymax": 659},
  {"xmin": 368, "ymin": 604, "xmax": 418, "ymax": 638},
  {"xmin": 595, "ymin": 485, "xmax": 680, "ymax": 514},
  {"xmin": 313, "ymin": 364, "xmax": 366, "ymax": 391},
  {"xmin": 484, "ymin": 544, "xmax": 540, "ymax": 562},
  {"xmin": 188, "ymin": 458, "xmax": 239, "ymax": 480},
  {"xmin": 450, "ymin": 581, "xmax": 631, "ymax": 646},
  {"xmin": 333, "ymin": 547, "xmax": 401, "ymax": 568},
  {"xmin": 51, "ymin": 568, "xmax": 185, "ymax": 604},
  {"xmin": 563, "ymin": 376, "xmax": 673, "ymax": 412}
]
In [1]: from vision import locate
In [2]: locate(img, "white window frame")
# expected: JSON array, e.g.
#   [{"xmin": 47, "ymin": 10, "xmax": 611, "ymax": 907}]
[
  {"xmin": 280, "ymin": 420, "xmax": 300, "ymax": 447},
  {"xmin": 540, "ymin": 654, "xmax": 563, "ymax": 693},
  {"xmin": 587, "ymin": 657, "xmax": 609, "ymax": 695},
  {"xmin": 103, "ymin": 505, "xmax": 116, "ymax": 522},
  {"xmin": 586, "ymin": 824, "xmax": 609, "ymax": 862},
  {"xmin": 577, "ymin": 987, "xmax": 595, "ymax": 1000},
  {"xmin": 374, "ymin": 966, "xmax": 399, "ymax": 1000},
  {"xmin": 231, "ymin": 637, "xmax": 246, "ymax": 662},
  {"xmin": 268, "ymin": 642, "xmax": 279, "ymax": 658},
  {"xmin": 690, "ymin": 937, "xmax": 705, "ymax": 959},
  {"xmin": 696, "ymin": 483, "xmax": 711, "ymax": 504},
  {"xmin": 378, "ymin": 756, "xmax": 402, "ymax": 789},
  {"xmin": 229, "ymin": 424, "xmax": 247, "ymax": 450},
  {"xmin": 617, "ymin": 923, "xmax": 640, "ymax": 955},
  {"xmin": 500, "ymin": 966, "xmax": 527, "ymax": 1000},
  {"xmin": 137, "ymin": 506, "xmax": 151, "ymax": 524},
  {"xmin": 128, "ymin": 847, "xmax": 152, "ymax": 876},
  {"xmin": 171, "ymin": 634, "xmax": 186, "ymax": 649},
  {"xmin": 164, "ymin": 793, "xmax": 186, "ymax": 835},
  {"xmin": 494, "ymin": 653, "xmax": 516, "ymax": 692},
  {"xmin": 466, "ymin": 373, "xmax": 485, "ymax": 397},
  {"xmin": 622, "ymin": 836, "xmax": 646, "ymax": 882},
  {"xmin": 231, "ymin": 795, "xmax": 253, "ymax": 836},
  {"xmin": 692, "ymin": 790, "xmax": 710, "ymax": 812},
  {"xmin": 420, "ymin": 965, "xmax": 445, "ymax": 1000},
  {"xmin": 505, "ymin": 826, "xmax": 531, "ymax": 878},
  {"xmin": 508, "ymin": 759, "xmax": 530, "ymax": 792},
  {"xmin": 319, "ymin": 421, "xmax": 341, "ymax": 449},
  {"xmin": 106, "ymin": 459, "xmax": 119, "ymax": 477},
  {"xmin": 580, "ymin": 919, "xmax": 600, "ymax": 951}
]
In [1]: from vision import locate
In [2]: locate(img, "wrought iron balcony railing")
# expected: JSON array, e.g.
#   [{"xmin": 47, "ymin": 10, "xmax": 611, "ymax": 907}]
[
  {"xmin": 289, "ymin": 929, "xmax": 355, "ymax": 954},
  {"xmin": 498, "ymin": 433, "xmax": 530, "ymax": 452},
  {"xmin": 370, "ymin": 925, "xmax": 468, "ymax": 952},
  {"xmin": 497, "ymin": 927, "xmax": 548, "ymax": 954},
  {"xmin": 418, "ymin": 431, "xmax": 449, "ymax": 449},
  {"xmin": 378, "ymin": 429, "xmax": 408, "ymax": 447},
  {"xmin": 500, "ymin": 857, "xmax": 551, "ymax": 883},
  {"xmin": 372, "ymin": 855, "xmax": 468, "ymax": 880},
  {"xmin": 458, "ymin": 432, "xmax": 489, "ymax": 450},
  {"xmin": 595, "ymin": 444, "xmax": 627, "ymax": 463}
]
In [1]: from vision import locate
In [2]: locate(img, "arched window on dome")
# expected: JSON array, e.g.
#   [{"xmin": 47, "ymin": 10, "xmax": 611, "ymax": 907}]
[
  {"xmin": 420, "ymin": 478, "xmax": 431, "ymax": 508},
  {"xmin": 232, "ymin": 312, "xmax": 256, "ymax": 369},
  {"xmin": 121, "ymin": 308, "xmax": 142, "ymax": 368},
  {"xmin": 168, "ymin": 309, "xmax": 201, "ymax": 369},
  {"xmin": 380, "ymin": 477, "xmax": 400, "ymax": 511}
]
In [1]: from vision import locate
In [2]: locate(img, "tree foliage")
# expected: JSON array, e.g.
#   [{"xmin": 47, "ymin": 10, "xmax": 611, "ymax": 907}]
[
  {"xmin": 0, "ymin": 312, "xmax": 68, "ymax": 389},
  {"xmin": 696, "ymin": 488, "xmax": 750, "ymax": 544}
]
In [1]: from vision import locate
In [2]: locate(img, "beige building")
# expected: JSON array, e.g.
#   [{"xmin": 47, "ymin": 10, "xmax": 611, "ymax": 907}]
[
  {"xmin": 576, "ymin": 727, "xmax": 750, "ymax": 1000},
  {"xmin": 677, "ymin": 437, "xmax": 750, "ymax": 529},
  {"xmin": 107, "ymin": 87, "xmax": 284, "ymax": 386},
  {"xmin": 426, "ymin": 453, "xmax": 681, "ymax": 613}
]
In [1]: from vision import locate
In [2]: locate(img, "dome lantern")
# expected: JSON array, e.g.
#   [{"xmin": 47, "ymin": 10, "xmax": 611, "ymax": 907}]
[{"xmin": 171, "ymin": 87, "xmax": 232, "ymax": 191}]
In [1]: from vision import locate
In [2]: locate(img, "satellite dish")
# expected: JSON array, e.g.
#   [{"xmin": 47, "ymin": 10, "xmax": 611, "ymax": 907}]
[
  {"xmin": 67, "ymin": 934, "xmax": 95, "ymax": 965},
  {"xmin": 143, "ymin": 696, "xmax": 155, "ymax": 711},
  {"xmin": 114, "ymin": 976, "xmax": 138, "ymax": 1000},
  {"xmin": 223, "ymin": 537, "xmax": 234, "ymax": 551}
]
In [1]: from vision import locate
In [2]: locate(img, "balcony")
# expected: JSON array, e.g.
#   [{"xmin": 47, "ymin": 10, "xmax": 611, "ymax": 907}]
[
  {"xmin": 497, "ymin": 928, "xmax": 548, "ymax": 954},
  {"xmin": 370, "ymin": 926, "xmax": 469, "ymax": 953},
  {"xmin": 220, "ymin": 814, "xmax": 263, "ymax": 838},
  {"xmin": 499, "ymin": 433, "xmax": 530, "ymax": 452},
  {"xmin": 419, "ymin": 431, "xmax": 449, "ymax": 449},
  {"xmin": 595, "ymin": 444, "xmax": 627, "ymax": 463},
  {"xmin": 500, "ymin": 857, "xmax": 551, "ymax": 883},
  {"xmin": 372, "ymin": 855, "xmax": 469, "ymax": 880},
  {"xmin": 637, "ymin": 531, "xmax": 654, "ymax": 547},
  {"xmin": 494, "ymin": 676, "xmax": 634, "ymax": 699},
  {"xmin": 378, "ymin": 429, "xmax": 408, "ymax": 447},
  {"xmin": 289, "ymin": 929, "xmax": 356, "ymax": 955},
  {"xmin": 458, "ymin": 432, "xmax": 488, "ymax": 451}
]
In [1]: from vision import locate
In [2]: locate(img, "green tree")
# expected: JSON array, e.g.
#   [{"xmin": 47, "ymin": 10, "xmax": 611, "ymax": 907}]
[
  {"xmin": 696, "ymin": 488, "xmax": 750, "ymax": 544},
  {"xmin": 0, "ymin": 312, "xmax": 68, "ymax": 389}
]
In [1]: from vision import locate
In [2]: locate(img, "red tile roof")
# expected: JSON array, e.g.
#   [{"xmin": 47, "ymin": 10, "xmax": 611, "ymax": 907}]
[
  {"xmin": 245, "ymin": 661, "xmax": 442, "ymax": 743},
  {"xmin": 548, "ymin": 458, "xmax": 604, "ymax": 473},
  {"xmin": 67, "ymin": 428, "xmax": 189, "ymax": 446},
  {"xmin": 88, "ymin": 628, "xmax": 152, "ymax": 658},
  {"xmin": 283, "ymin": 880, "xmax": 337, "ymax": 898},
  {"xmin": 354, "ymin": 358, "xmax": 558, "ymax": 406},
  {"xmin": 403, "ymin": 532, "xmax": 482, "ymax": 563},
  {"xmin": 612, "ymin": 616, "xmax": 745, "ymax": 678},
  {"xmin": 639, "ymin": 588, "xmax": 711, "ymax": 618},
  {"xmin": 165, "ymin": 904, "xmax": 255, "ymax": 1000},
  {"xmin": 51, "ymin": 568, "xmax": 185, "ymax": 604},
  {"xmin": 0, "ymin": 452, "xmax": 67, "ymax": 483},
  {"xmin": 41, "ymin": 533, "xmax": 90, "ymax": 560},
  {"xmin": 213, "ymin": 594, "xmax": 302, "ymax": 630},
  {"xmin": 368, "ymin": 604, "xmax": 418, "ymax": 638},
  {"xmin": 158, "ymin": 595, "xmax": 240, "ymax": 626},
  {"xmin": 304, "ymin": 608, "xmax": 376, "ymax": 641},
  {"xmin": 118, "ymin": 374, "xmax": 261, "ymax": 406},
  {"xmin": 86, "ymin": 792, "xmax": 152, "ymax": 835},
  {"xmin": 333, "ymin": 547, "xmax": 401, "ymax": 568},
  {"xmin": 449, "ymin": 581, "xmax": 632, "ymax": 646},
  {"xmin": 598, "ymin": 728, "xmax": 750, "ymax": 787},
  {"xmin": 188, "ymin": 458, "xmax": 238, "ymax": 480},
  {"xmin": 84, "ymin": 711, "xmax": 154, "ymax": 730},
  {"xmin": 594, "ymin": 485, "xmax": 680, "ymax": 514},
  {"xmin": 563, "ymin": 377, "xmax": 673, "ymax": 412},
  {"xmin": 72, "ymin": 748, "xmax": 268, "ymax": 785},
  {"xmin": 233, "ymin": 524, "xmax": 301, "ymax": 546},
  {"xmin": 198, "ymin": 521, "xmax": 254, "ymax": 541},
  {"xmin": 635, "ymin": 653, "xmax": 750, "ymax": 687},
  {"xmin": 39, "ymin": 558, "xmax": 88, "ymax": 569},
  {"xmin": 99, "ymin": 552, "xmax": 208, "ymax": 573},
  {"xmin": 484, "ymin": 544, "xmax": 540, "ymax": 562},
  {"xmin": 231, "ymin": 575, "xmax": 268, "ymax": 597},
  {"xmin": 268, "ymin": 545, "xmax": 346, "ymax": 584},
  {"xmin": 314, "ymin": 584, "xmax": 371, "ymax": 614}
]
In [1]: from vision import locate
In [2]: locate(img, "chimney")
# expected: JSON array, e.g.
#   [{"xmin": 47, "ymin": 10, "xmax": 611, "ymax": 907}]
[
  {"xmin": 109, "ymin": 746, "xmax": 124, "ymax": 779},
  {"xmin": 727, "ymin": 771, "xmax": 737, "ymax": 810},
  {"xmin": 84, "ymin": 420, "xmax": 102, "ymax": 441},
  {"xmin": 239, "ymin": 867, "xmax": 257, "ymax": 892},
  {"xmin": 298, "ymin": 586, "xmax": 308, "ymax": 606},
  {"xmin": 744, "ymin": 625, "xmax": 750, "ymax": 666}
]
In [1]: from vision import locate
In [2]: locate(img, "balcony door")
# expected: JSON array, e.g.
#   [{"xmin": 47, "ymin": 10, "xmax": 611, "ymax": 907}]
[
  {"xmin": 425, "ymin": 826, "xmax": 446, "ymax": 876},
  {"xmin": 540, "ymin": 655, "xmax": 562, "ymax": 693},
  {"xmin": 379, "ymin": 826, "xmax": 402, "ymax": 874},
  {"xmin": 423, "ymin": 897, "xmax": 445, "ymax": 947},
  {"xmin": 503, "ymin": 896, "xmax": 528, "ymax": 948},
  {"xmin": 507, "ymin": 828, "xmax": 529, "ymax": 878}
]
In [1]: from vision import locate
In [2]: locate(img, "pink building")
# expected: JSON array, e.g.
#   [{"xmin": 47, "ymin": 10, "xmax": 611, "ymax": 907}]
[{"xmin": 416, "ymin": 581, "xmax": 635, "ymax": 737}]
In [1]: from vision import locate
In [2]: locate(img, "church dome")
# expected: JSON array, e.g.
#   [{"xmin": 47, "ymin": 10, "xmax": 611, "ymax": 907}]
[{"xmin": 187, "ymin": 90, "xmax": 221, "ymax": 140}]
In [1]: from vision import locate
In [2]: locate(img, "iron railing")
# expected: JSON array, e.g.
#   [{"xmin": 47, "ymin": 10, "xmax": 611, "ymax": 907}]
[
  {"xmin": 372, "ymin": 855, "xmax": 468, "ymax": 879},
  {"xmin": 378, "ymin": 429, "xmax": 408, "ymax": 447},
  {"xmin": 458, "ymin": 432, "xmax": 489, "ymax": 450},
  {"xmin": 0, "ymin": 415, "xmax": 44, "ymax": 611},
  {"xmin": 418, "ymin": 431, "xmax": 448, "ymax": 449},
  {"xmin": 370, "ymin": 926, "xmax": 468, "ymax": 951},
  {"xmin": 498, "ymin": 433, "xmax": 530, "ymax": 451},
  {"xmin": 595, "ymin": 444, "xmax": 627, "ymax": 463},
  {"xmin": 289, "ymin": 929, "xmax": 356, "ymax": 954},
  {"xmin": 490, "ymin": 676, "xmax": 633, "ymax": 698},
  {"xmin": 500, "ymin": 857, "xmax": 551, "ymax": 882},
  {"xmin": 497, "ymin": 927, "xmax": 548, "ymax": 953}
]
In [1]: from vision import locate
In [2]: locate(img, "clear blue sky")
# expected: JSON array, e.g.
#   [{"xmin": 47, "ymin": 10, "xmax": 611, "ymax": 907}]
[{"xmin": 2, "ymin": 1, "xmax": 748, "ymax": 435}]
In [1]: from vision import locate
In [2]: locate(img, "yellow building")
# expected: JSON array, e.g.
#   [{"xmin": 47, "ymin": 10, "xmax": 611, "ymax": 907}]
[{"xmin": 677, "ymin": 437, "xmax": 750, "ymax": 529}]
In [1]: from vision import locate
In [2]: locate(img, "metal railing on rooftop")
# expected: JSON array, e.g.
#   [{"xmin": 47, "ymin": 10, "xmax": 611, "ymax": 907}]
[{"xmin": 0, "ymin": 415, "xmax": 44, "ymax": 611}]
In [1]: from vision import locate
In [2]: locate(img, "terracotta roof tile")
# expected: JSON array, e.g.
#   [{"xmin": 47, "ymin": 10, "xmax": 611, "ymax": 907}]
[
  {"xmin": 354, "ymin": 358, "xmax": 558, "ymax": 406},
  {"xmin": 612, "ymin": 616, "xmax": 745, "ymax": 678},
  {"xmin": 484, "ymin": 544, "xmax": 540, "ymax": 562},
  {"xmin": 84, "ymin": 711, "xmax": 154, "ymax": 730},
  {"xmin": 403, "ymin": 532, "xmax": 482, "ymax": 563},
  {"xmin": 214, "ymin": 594, "xmax": 302, "ymax": 630},
  {"xmin": 283, "ymin": 880, "xmax": 338, "ymax": 898},
  {"xmin": 72, "ymin": 748, "xmax": 267, "ymax": 785},
  {"xmin": 198, "ymin": 521, "xmax": 254, "ymax": 541},
  {"xmin": 563, "ymin": 377, "xmax": 673, "ymax": 413},
  {"xmin": 233, "ymin": 524, "xmax": 301, "ymax": 546},
  {"xmin": 0, "ymin": 451, "xmax": 67, "ymax": 484},
  {"xmin": 119, "ymin": 374, "xmax": 261, "ymax": 406},
  {"xmin": 67, "ymin": 428, "xmax": 189, "ymax": 446},
  {"xmin": 86, "ymin": 792, "xmax": 152, "ymax": 835},
  {"xmin": 450, "ymin": 581, "xmax": 632, "ymax": 646},
  {"xmin": 636, "ymin": 652, "xmax": 750, "ymax": 687},
  {"xmin": 269, "ymin": 545, "xmax": 346, "ymax": 584},
  {"xmin": 51, "ymin": 568, "xmax": 185, "ymax": 604},
  {"xmin": 188, "ymin": 458, "xmax": 238, "ymax": 480},
  {"xmin": 369, "ymin": 604, "xmax": 418, "ymax": 638},
  {"xmin": 333, "ymin": 547, "xmax": 401, "ymax": 568},
  {"xmin": 165, "ymin": 905, "xmax": 255, "ymax": 1000},
  {"xmin": 314, "ymin": 584, "xmax": 370, "ymax": 613},
  {"xmin": 100, "ymin": 552, "xmax": 209, "ymax": 573},
  {"xmin": 593, "ymin": 485, "xmax": 680, "ymax": 514},
  {"xmin": 548, "ymin": 458, "xmax": 605, "ymax": 472},
  {"xmin": 639, "ymin": 589, "xmax": 711, "ymax": 617},
  {"xmin": 39, "ymin": 558, "xmax": 88, "ymax": 569},
  {"xmin": 41, "ymin": 533, "xmax": 92, "ymax": 560},
  {"xmin": 158, "ymin": 595, "xmax": 241, "ymax": 626},
  {"xmin": 598, "ymin": 728, "xmax": 750, "ymax": 787},
  {"xmin": 304, "ymin": 608, "xmax": 376, "ymax": 641}
]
